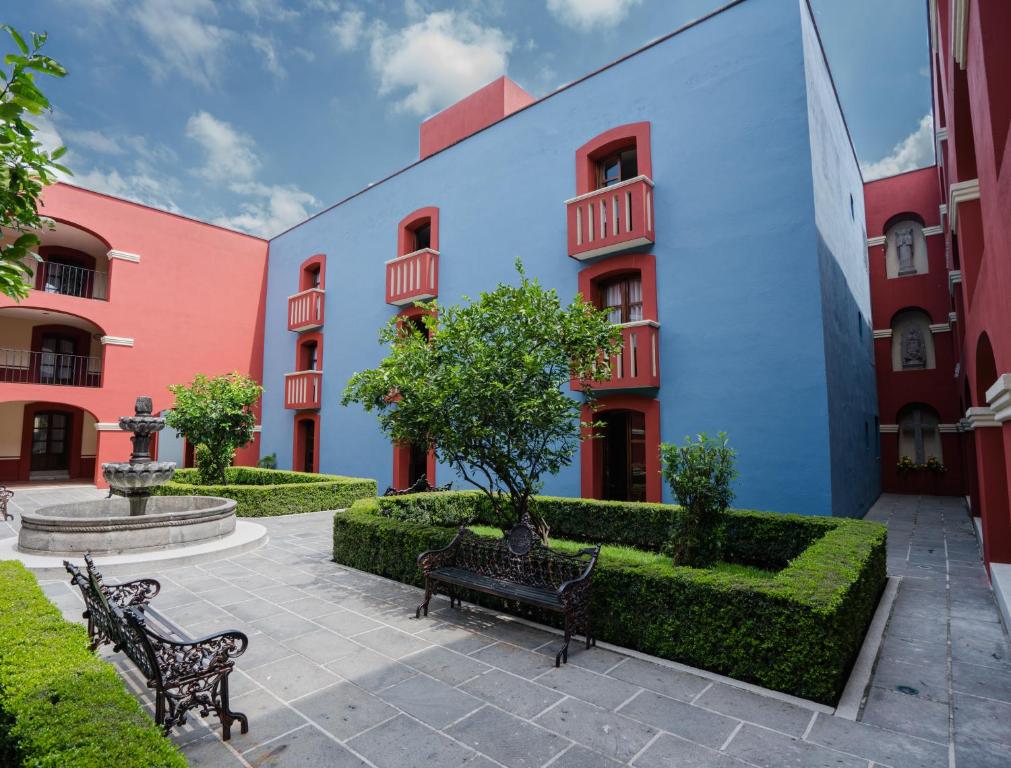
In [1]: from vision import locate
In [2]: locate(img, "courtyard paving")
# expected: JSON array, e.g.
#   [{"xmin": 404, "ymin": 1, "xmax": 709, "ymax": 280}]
[{"xmin": 2, "ymin": 488, "xmax": 1009, "ymax": 767}]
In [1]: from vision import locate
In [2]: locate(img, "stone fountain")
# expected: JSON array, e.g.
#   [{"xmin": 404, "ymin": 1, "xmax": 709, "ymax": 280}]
[{"xmin": 18, "ymin": 397, "xmax": 238, "ymax": 556}]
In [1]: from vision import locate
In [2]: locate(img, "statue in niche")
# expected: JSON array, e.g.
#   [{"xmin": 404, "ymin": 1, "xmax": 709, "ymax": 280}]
[
  {"xmin": 895, "ymin": 226, "xmax": 916, "ymax": 275},
  {"xmin": 902, "ymin": 326, "xmax": 927, "ymax": 369}
]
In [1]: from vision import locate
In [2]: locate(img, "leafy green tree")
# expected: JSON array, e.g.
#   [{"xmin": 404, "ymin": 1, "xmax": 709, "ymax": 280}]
[
  {"xmin": 1, "ymin": 25, "xmax": 69, "ymax": 300},
  {"xmin": 343, "ymin": 261, "xmax": 621, "ymax": 542},
  {"xmin": 165, "ymin": 373, "xmax": 263, "ymax": 485},
  {"xmin": 660, "ymin": 432, "xmax": 738, "ymax": 567}
]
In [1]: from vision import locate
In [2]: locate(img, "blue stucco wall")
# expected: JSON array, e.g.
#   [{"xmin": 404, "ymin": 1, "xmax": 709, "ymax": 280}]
[
  {"xmin": 263, "ymin": 0, "xmax": 857, "ymax": 516},
  {"xmin": 800, "ymin": 0, "xmax": 881, "ymax": 516}
]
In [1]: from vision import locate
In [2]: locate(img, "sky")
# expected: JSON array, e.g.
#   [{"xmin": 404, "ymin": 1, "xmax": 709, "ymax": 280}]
[{"xmin": 7, "ymin": 0, "xmax": 935, "ymax": 239}]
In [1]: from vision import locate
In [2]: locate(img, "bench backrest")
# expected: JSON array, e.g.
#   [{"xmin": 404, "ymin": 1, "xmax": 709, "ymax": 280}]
[{"xmin": 453, "ymin": 530, "xmax": 596, "ymax": 591}]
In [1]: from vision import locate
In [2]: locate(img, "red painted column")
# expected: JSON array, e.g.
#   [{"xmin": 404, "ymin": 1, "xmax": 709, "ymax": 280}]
[{"xmin": 969, "ymin": 409, "xmax": 1011, "ymax": 567}]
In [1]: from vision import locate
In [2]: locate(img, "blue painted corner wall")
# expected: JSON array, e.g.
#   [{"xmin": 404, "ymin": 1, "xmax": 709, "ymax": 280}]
[{"xmin": 261, "ymin": 0, "xmax": 880, "ymax": 518}]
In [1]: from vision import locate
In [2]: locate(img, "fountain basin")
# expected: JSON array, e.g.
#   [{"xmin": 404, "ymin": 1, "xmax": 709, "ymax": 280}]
[{"xmin": 17, "ymin": 496, "xmax": 237, "ymax": 556}]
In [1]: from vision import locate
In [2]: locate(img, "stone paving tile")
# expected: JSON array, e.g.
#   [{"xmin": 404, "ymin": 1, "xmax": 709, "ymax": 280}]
[
  {"xmin": 693, "ymin": 682, "xmax": 815, "ymax": 736},
  {"xmin": 222, "ymin": 689, "xmax": 308, "ymax": 753},
  {"xmin": 347, "ymin": 714, "xmax": 492, "ymax": 768},
  {"xmin": 221, "ymin": 596, "xmax": 286, "ymax": 623},
  {"xmin": 951, "ymin": 659, "xmax": 1011, "ymax": 702},
  {"xmin": 242, "ymin": 724, "xmax": 370, "ymax": 767},
  {"xmin": 352, "ymin": 626, "xmax": 433, "ymax": 658},
  {"xmin": 249, "ymin": 611, "xmax": 320, "ymax": 641},
  {"xmin": 180, "ymin": 732, "xmax": 244, "ymax": 767},
  {"xmin": 246, "ymin": 654, "xmax": 340, "ymax": 702},
  {"xmin": 377, "ymin": 674, "xmax": 483, "ymax": 729},
  {"xmin": 324, "ymin": 646, "xmax": 418, "ymax": 692},
  {"xmin": 415, "ymin": 623, "xmax": 498, "ymax": 654},
  {"xmin": 951, "ymin": 616, "xmax": 1009, "ymax": 667},
  {"xmin": 805, "ymin": 712, "xmax": 948, "ymax": 768},
  {"xmin": 617, "ymin": 689, "xmax": 739, "ymax": 749},
  {"xmin": 535, "ymin": 697, "xmax": 657, "ymax": 763},
  {"xmin": 291, "ymin": 681, "xmax": 397, "ymax": 740},
  {"xmin": 471, "ymin": 641, "xmax": 556, "ymax": 679},
  {"xmin": 634, "ymin": 733, "xmax": 752, "ymax": 768},
  {"xmin": 607, "ymin": 657, "xmax": 710, "ymax": 703},
  {"xmin": 448, "ymin": 705, "xmax": 568, "ymax": 768},
  {"xmin": 534, "ymin": 643, "xmax": 628, "ymax": 674},
  {"xmin": 952, "ymin": 691, "xmax": 1011, "ymax": 748},
  {"xmin": 403, "ymin": 644, "xmax": 493, "ymax": 685},
  {"xmin": 724, "ymin": 724, "xmax": 867, "ymax": 768},
  {"xmin": 870, "ymin": 657, "xmax": 950, "ymax": 703},
  {"xmin": 534, "ymin": 663, "xmax": 641, "ymax": 710},
  {"xmin": 459, "ymin": 669, "xmax": 564, "ymax": 719},
  {"xmin": 282, "ymin": 626, "xmax": 361, "ymax": 664},
  {"xmin": 236, "ymin": 633, "xmax": 294, "ymax": 670},
  {"xmin": 313, "ymin": 607, "xmax": 384, "ymax": 636},
  {"xmin": 954, "ymin": 735, "xmax": 1011, "ymax": 768}
]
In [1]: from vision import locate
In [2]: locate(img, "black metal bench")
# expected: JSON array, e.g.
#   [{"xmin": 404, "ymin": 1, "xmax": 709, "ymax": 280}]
[
  {"xmin": 0, "ymin": 485, "xmax": 12, "ymax": 521},
  {"xmin": 65, "ymin": 557, "xmax": 249, "ymax": 741},
  {"xmin": 415, "ymin": 516, "xmax": 600, "ymax": 666},
  {"xmin": 383, "ymin": 474, "xmax": 453, "ymax": 496}
]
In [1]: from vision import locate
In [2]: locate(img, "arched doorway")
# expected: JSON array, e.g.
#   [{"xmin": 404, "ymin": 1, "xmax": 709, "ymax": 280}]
[
  {"xmin": 0, "ymin": 401, "xmax": 98, "ymax": 482},
  {"xmin": 973, "ymin": 333, "xmax": 1010, "ymax": 566},
  {"xmin": 580, "ymin": 395, "xmax": 661, "ymax": 503}
]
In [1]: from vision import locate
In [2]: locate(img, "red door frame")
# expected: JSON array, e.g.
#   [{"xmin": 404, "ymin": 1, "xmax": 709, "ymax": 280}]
[
  {"xmin": 580, "ymin": 395, "xmax": 662, "ymax": 502},
  {"xmin": 18, "ymin": 402, "xmax": 87, "ymax": 480},
  {"xmin": 293, "ymin": 412, "xmax": 320, "ymax": 473}
]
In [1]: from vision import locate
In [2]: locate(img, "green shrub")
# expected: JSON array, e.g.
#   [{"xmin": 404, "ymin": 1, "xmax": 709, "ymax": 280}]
[
  {"xmin": 154, "ymin": 467, "xmax": 376, "ymax": 516},
  {"xmin": 369, "ymin": 491, "xmax": 836, "ymax": 570},
  {"xmin": 333, "ymin": 495, "xmax": 887, "ymax": 704},
  {"xmin": 257, "ymin": 453, "xmax": 278, "ymax": 469},
  {"xmin": 0, "ymin": 561, "xmax": 186, "ymax": 768},
  {"xmin": 661, "ymin": 432, "xmax": 738, "ymax": 567}
]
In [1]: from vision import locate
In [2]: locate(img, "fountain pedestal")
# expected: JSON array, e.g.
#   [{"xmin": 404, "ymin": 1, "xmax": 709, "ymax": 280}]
[{"xmin": 18, "ymin": 396, "xmax": 239, "ymax": 556}]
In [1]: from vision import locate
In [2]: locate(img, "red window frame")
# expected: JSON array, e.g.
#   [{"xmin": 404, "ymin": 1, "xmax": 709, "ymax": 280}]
[
  {"xmin": 574, "ymin": 122, "xmax": 652, "ymax": 197},
  {"xmin": 580, "ymin": 395, "xmax": 661, "ymax": 503},
  {"xmin": 397, "ymin": 206, "xmax": 440, "ymax": 256}
]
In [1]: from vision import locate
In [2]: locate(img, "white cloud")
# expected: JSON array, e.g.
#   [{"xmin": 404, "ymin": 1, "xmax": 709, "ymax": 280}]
[
  {"xmin": 250, "ymin": 33, "xmax": 286, "ymax": 78},
  {"xmin": 546, "ymin": 0, "xmax": 641, "ymax": 31},
  {"xmin": 70, "ymin": 167, "xmax": 185, "ymax": 213},
  {"xmin": 214, "ymin": 181, "xmax": 318, "ymax": 237},
  {"xmin": 128, "ymin": 0, "xmax": 233, "ymax": 87},
  {"xmin": 332, "ymin": 9, "xmax": 366, "ymax": 51},
  {"xmin": 233, "ymin": 0, "xmax": 300, "ymax": 22},
  {"xmin": 861, "ymin": 113, "xmax": 935, "ymax": 181},
  {"xmin": 62, "ymin": 129, "xmax": 126, "ymax": 155},
  {"xmin": 31, "ymin": 115, "xmax": 67, "ymax": 160},
  {"xmin": 368, "ymin": 11, "xmax": 512, "ymax": 115},
  {"xmin": 185, "ymin": 111, "xmax": 261, "ymax": 182}
]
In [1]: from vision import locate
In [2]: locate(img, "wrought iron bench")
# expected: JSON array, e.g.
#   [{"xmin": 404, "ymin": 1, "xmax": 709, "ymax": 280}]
[
  {"xmin": 65, "ymin": 557, "xmax": 249, "ymax": 741},
  {"xmin": 66, "ymin": 554, "xmax": 161, "ymax": 648},
  {"xmin": 415, "ymin": 516, "xmax": 600, "ymax": 666},
  {"xmin": 0, "ymin": 485, "xmax": 13, "ymax": 521},
  {"xmin": 383, "ymin": 474, "xmax": 453, "ymax": 496}
]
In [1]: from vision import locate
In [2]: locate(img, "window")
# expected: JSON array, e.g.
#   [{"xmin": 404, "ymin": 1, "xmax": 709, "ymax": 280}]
[
  {"xmin": 890, "ymin": 309, "xmax": 935, "ymax": 371},
  {"xmin": 299, "ymin": 255, "xmax": 326, "ymax": 291},
  {"xmin": 596, "ymin": 147, "xmax": 638, "ymax": 189},
  {"xmin": 307, "ymin": 266, "xmax": 321, "ymax": 288},
  {"xmin": 883, "ymin": 217, "xmax": 928, "ymax": 278},
  {"xmin": 898, "ymin": 405, "xmax": 942, "ymax": 465},
  {"xmin": 412, "ymin": 222, "xmax": 431, "ymax": 252},
  {"xmin": 601, "ymin": 410, "xmax": 646, "ymax": 502},
  {"xmin": 299, "ymin": 341, "xmax": 318, "ymax": 371},
  {"xmin": 599, "ymin": 274, "xmax": 643, "ymax": 324}
]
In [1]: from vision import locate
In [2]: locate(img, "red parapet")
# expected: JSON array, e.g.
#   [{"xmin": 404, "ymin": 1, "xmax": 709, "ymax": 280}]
[
  {"xmin": 575, "ymin": 322, "xmax": 660, "ymax": 391},
  {"xmin": 288, "ymin": 288, "xmax": 325, "ymax": 332},
  {"xmin": 284, "ymin": 370, "xmax": 322, "ymax": 410},
  {"xmin": 386, "ymin": 249, "xmax": 439, "ymax": 306},
  {"xmin": 566, "ymin": 176, "xmax": 654, "ymax": 261}
]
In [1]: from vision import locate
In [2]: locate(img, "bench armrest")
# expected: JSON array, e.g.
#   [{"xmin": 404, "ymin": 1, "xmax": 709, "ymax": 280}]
[
  {"xmin": 417, "ymin": 527, "xmax": 467, "ymax": 573},
  {"xmin": 106, "ymin": 578, "xmax": 161, "ymax": 607},
  {"xmin": 557, "ymin": 546, "xmax": 602, "ymax": 596}
]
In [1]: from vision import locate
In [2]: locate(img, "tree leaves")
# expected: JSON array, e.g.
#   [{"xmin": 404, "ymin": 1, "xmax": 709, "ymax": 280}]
[
  {"xmin": 343, "ymin": 262, "xmax": 622, "ymax": 542},
  {"xmin": 0, "ymin": 24, "xmax": 69, "ymax": 300}
]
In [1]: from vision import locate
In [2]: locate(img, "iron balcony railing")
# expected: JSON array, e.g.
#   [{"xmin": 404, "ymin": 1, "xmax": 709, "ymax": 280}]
[
  {"xmin": 0, "ymin": 348, "xmax": 103, "ymax": 387},
  {"xmin": 35, "ymin": 261, "xmax": 108, "ymax": 300}
]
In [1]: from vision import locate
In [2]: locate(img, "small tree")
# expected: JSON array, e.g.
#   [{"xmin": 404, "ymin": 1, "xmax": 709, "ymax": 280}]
[
  {"xmin": 660, "ymin": 432, "xmax": 738, "ymax": 567},
  {"xmin": 1, "ymin": 25, "xmax": 69, "ymax": 300},
  {"xmin": 342, "ymin": 261, "xmax": 621, "ymax": 542},
  {"xmin": 165, "ymin": 373, "xmax": 262, "ymax": 484}
]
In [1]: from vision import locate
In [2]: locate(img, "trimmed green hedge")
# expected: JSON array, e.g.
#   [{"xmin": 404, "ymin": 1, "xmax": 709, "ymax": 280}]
[
  {"xmin": 0, "ymin": 561, "xmax": 186, "ymax": 768},
  {"xmin": 372, "ymin": 491, "xmax": 838, "ymax": 569},
  {"xmin": 153, "ymin": 466, "xmax": 376, "ymax": 517},
  {"xmin": 336, "ymin": 494, "xmax": 887, "ymax": 704}
]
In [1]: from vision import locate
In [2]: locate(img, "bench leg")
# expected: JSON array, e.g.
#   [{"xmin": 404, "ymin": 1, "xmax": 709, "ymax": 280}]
[
  {"xmin": 216, "ymin": 673, "xmax": 248, "ymax": 742},
  {"xmin": 415, "ymin": 578, "xmax": 435, "ymax": 619}
]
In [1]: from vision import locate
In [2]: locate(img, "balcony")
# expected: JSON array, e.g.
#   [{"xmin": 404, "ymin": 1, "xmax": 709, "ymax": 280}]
[
  {"xmin": 284, "ymin": 370, "xmax": 322, "ymax": 410},
  {"xmin": 35, "ymin": 261, "xmax": 109, "ymax": 300},
  {"xmin": 566, "ymin": 176, "xmax": 655, "ymax": 261},
  {"xmin": 576, "ymin": 321, "xmax": 660, "ymax": 391},
  {"xmin": 0, "ymin": 348, "xmax": 102, "ymax": 387},
  {"xmin": 386, "ymin": 249, "xmax": 439, "ymax": 306},
  {"xmin": 288, "ymin": 288, "xmax": 325, "ymax": 332}
]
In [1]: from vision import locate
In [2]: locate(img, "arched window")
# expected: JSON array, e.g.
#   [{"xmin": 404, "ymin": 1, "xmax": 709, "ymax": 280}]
[
  {"xmin": 295, "ymin": 331, "xmax": 323, "ymax": 372},
  {"xmin": 37, "ymin": 246, "xmax": 99, "ymax": 298},
  {"xmin": 891, "ymin": 309, "xmax": 935, "ymax": 371},
  {"xmin": 299, "ymin": 254, "xmax": 325, "ymax": 291},
  {"xmin": 397, "ymin": 207, "xmax": 440, "ymax": 257},
  {"xmin": 897, "ymin": 404, "xmax": 942, "ymax": 465},
  {"xmin": 574, "ymin": 122, "xmax": 652, "ymax": 196},
  {"xmin": 883, "ymin": 215, "xmax": 928, "ymax": 278}
]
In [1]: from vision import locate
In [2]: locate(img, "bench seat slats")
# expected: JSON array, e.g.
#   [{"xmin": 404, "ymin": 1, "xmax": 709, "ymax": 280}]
[{"xmin": 430, "ymin": 567, "xmax": 563, "ymax": 609}]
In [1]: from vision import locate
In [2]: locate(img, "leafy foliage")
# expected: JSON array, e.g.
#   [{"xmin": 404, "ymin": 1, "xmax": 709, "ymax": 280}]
[
  {"xmin": 660, "ymin": 432, "xmax": 738, "ymax": 567},
  {"xmin": 334, "ymin": 496, "xmax": 887, "ymax": 704},
  {"xmin": 153, "ymin": 466, "xmax": 376, "ymax": 516},
  {"xmin": 0, "ymin": 561, "xmax": 186, "ymax": 768},
  {"xmin": 164, "ymin": 373, "xmax": 262, "ymax": 484},
  {"xmin": 1, "ymin": 25, "xmax": 70, "ymax": 300},
  {"xmin": 257, "ymin": 452, "xmax": 278, "ymax": 469},
  {"xmin": 342, "ymin": 261, "xmax": 621, "ymax": 542}
]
